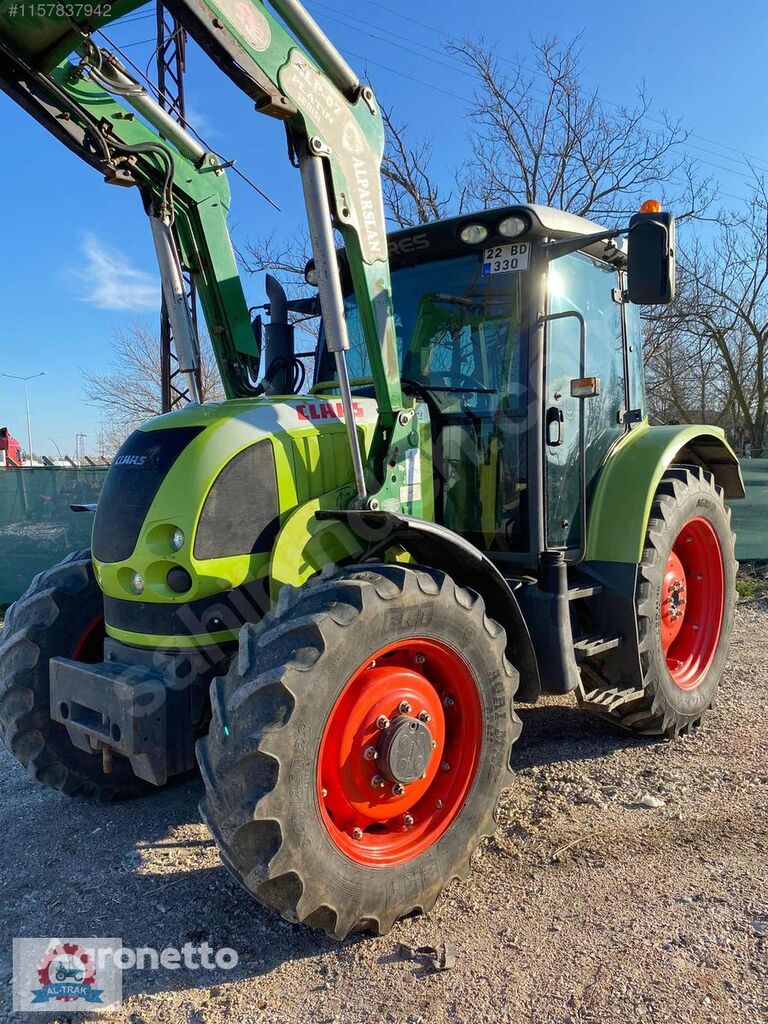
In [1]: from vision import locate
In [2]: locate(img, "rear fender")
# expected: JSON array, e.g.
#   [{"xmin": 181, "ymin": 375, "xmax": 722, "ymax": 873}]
[{"xmin": 586, "ymin": 422, "xmax": 744, "ymax": 564}]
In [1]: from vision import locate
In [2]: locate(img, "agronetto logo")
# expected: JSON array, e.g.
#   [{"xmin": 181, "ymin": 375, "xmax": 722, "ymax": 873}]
[{"xmin": 13, "ymin": 938, "xmax": 239, "ymax": 1012}]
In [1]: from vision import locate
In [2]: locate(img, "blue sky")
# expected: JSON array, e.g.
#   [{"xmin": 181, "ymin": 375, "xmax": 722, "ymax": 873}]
[{"xmin": 1, "ymin": 0, "xmax": 767, "ymax": 454}]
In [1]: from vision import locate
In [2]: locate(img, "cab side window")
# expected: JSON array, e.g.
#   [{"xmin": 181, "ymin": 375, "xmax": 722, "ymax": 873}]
[
  {"xmin": 550, "ymin": 251, "xmax": 625, "ymax": 478},
  {"xmin": 546, "ymin": 251, "xmax": 625, "ymax": 548},
  {"xmin": 624, "ymin": 299, "xmax": 646, "ymax": 419}
]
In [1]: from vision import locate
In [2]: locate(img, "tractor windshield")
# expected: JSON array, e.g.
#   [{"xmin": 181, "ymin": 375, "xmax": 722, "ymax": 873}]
[
  {"xmin": 316, "ymin": 252, "xmax": 529, "ymax": 553},
  {"xmin": 316, "ymin": 253, "xmax": 526, "ymax": 409}
]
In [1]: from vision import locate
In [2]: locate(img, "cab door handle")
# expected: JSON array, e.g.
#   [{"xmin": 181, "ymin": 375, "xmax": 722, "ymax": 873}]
[{"xmin": 546, "ymin": 406, "xmax": 564, "ymax": 447}]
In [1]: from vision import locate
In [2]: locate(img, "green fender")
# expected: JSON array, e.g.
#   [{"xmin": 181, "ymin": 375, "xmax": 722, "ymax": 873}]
[{"xmin": 585, "ymin": 420, "xmax": 745, "ymax": 564}]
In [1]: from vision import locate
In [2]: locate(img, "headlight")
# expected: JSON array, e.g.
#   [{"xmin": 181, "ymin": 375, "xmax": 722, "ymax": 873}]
[
  {"xmin": 131, "ymin": 572, "xmax": 145, "ymax": 596},
  {"xmin": 498, "ymin": 215, "xmax": 528, "ymax": 238},
  {"xmin": 171, "ymin": 527, "xmax": 185, "ymax": 552},
  {"xmin": 459, "ymin": 223, "xmax": 489, "ymax": 245}
]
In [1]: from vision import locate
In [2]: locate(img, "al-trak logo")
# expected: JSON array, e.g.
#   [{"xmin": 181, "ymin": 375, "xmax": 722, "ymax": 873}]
[
  {"xmin": 296, "ymin": 401, "xmax": 366, "ymax": 422},
  {"xmin": 31, "ymin": 942, "xmax": 104, "ymax": 1006}
]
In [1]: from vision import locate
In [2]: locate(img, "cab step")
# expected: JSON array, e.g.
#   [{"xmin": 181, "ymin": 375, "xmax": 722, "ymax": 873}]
[{"xmin": 573, "ymin": 633, "xmax": 623, "ymax": 660}]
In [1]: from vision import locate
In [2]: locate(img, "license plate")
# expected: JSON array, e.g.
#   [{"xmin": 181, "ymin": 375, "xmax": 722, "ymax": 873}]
[{"xmin": 482, "ymin": 242, "xmax": 530, "ymax": 276}]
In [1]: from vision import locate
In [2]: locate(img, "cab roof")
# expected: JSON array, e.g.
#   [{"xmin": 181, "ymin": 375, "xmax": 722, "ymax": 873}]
[{"xmin": 385, "ymin": 203, "xmax": 625, "ymax": 268}]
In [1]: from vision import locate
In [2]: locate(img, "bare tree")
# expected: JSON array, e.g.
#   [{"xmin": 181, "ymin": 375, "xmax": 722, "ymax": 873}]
[
  {"xmin": 645, "ymin": 182, "xmax": 768, "ymax": 448},
  {"xmin": 379, "ymin": 36, "xmax": 712, "ymax": 227},
  {"xmin": 240, "ymin": 229, "xmax": 311, "ymax": 280},
  {"xmin": 82, "ymin": 322, "xmax": 224, "ymax": 454},
  {"xmin": 381, "ymin": 108, "xmax": 455, "ymax": 228}
]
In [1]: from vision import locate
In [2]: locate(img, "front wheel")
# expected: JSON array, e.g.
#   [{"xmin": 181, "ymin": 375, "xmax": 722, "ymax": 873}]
[
  {"xmin": 197, "ymin": 563, "xmax": 521, "ymax": 939},
  {"xmin": 578, "ymin": 466, "xmax": 737, "ymax": 736}
]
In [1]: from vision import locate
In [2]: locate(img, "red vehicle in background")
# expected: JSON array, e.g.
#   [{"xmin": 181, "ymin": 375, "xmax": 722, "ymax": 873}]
[{"xmin": 0, "ymin": 428, "xmax": 23, "ymax": 467}]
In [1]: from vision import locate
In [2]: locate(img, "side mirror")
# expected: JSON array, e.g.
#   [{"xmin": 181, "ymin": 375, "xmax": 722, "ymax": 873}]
[{"xmin": 627, "ymin": 211, "xmax": 675, "ymax": 305}]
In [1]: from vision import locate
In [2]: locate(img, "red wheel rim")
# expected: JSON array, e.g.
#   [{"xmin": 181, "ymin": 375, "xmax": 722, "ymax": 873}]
[
  {"xmin": 71, "ymin": 616, "xmax": 105, "ymax": 663},
  {"xmin": 317, "ymin": 638, "xmax": 483, "ymax": 866},
  {"xmin": 660, "ymin": 517, "xmax": 725, "ymax": 691}
]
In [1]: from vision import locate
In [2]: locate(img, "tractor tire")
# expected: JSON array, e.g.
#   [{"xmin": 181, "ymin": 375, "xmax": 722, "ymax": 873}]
[
  {"xmin": 197, "ymin": 562, "xmax": 521, "ymax": 940},
  {"xmin": 0, "ymin": 550, "xmax": 152, "ymax": 801},
  {"xmin": 577, "ymin": 466, "xmax": 737, "ymax": 737}
]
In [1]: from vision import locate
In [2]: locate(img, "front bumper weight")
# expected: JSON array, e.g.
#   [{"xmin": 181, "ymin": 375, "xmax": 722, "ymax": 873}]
[{"xmin": 50, "ymin": 658, "xmax": 172, "ymax": 785}]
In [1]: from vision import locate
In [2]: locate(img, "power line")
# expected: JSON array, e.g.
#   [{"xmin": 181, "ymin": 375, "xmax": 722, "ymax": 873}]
[
  {"xmin": 344, "ymin": 46, "xmax": 469, "ymax": 104},
  {"xmin": 308, "ymin": 0, "xmax": 763, "ymax": 186},
  {"xmin": 313, "ymin": 1, "xmax": 762, "ymax": 186},
  {"xmin": 332, "ymin": 42, "xmax": 746, "ymax": 205},
  {"xmin": 109, "ymin": 10, "xmax": 155, "ymax": 27},
  {"xmin": 333, "ymin": 0, "xmax": 768, "ymax": 179},
  {"xmin": 116, "ymin": 35, "xmax": 157, "ymax": 49}
]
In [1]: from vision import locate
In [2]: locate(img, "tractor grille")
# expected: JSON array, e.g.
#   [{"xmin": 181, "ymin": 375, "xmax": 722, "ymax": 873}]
[
  {"xmin": 194, "ymin": 440, "xmax": 280, "ymax": 560},
  {"xmin": 93, "ymin": 426, "xmax": 203, "ymax": 564}
]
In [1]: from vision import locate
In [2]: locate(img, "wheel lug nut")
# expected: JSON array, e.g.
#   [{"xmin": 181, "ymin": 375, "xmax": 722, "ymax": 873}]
[
  {"xmin": 321, "ymin": 788, "xmax": 328, "ymax": 798},
  {"xmin": 392, "ymin": 782, "xmax": 406, "ymax": 796},
  {"xmin": 398, "ymin": 701, "xmax": 412, "ymax": 714},
  {"xmin": 363, "ymin": 745, "xmax": 378, "ymax": 761},
  {"xmin": 371, "ymin": 774, "xmax": 386, "ymax": 789},
  {"xmin": 352, "ymin": 827, "xmax": 363, "ymax": 840},
  {"xmin": 414, "ymin": 654, "xmax": 426, "ymax": 665},
  {"xmin": 376, "ymin": 715, "xmax": 390, "ymax": 730},
  {"xmin": 403, "ymin": 814, "xmax": 414, "ymax": 827},
  {"xmin": 443, "ymin": 695, "xmax": 455, "ymax": 707},
  {"xmin": 418, "ymin": 710, "xmax": 431, "ymax": 723},
  {"xmin": 435, "ymin": 799, "xmax": 443, "ymax": 809},
  {"xmin": 441, "ymin": 761, "xmax": 451, "ymax": 772}
]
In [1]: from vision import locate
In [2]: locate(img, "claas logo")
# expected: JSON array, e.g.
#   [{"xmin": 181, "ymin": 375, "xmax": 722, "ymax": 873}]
[
  {"xmin": 296, "ymin": 402, "xmax": 366, "ymax": 422},
  {"xmin": 114, "ymin": 455, "xmax": 147, "ymax": 467}
]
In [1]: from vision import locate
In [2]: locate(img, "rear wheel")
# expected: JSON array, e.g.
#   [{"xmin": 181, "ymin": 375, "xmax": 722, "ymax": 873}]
[
  {"xmin": 0, "ymin": 551, "xmax": 152, "ymax": 800},
  {"xmin": 197, "ymin": 563, "xmax": 521, "ymax": 939},
  {"xmin": 578, "ymin": 467, "xmax": 737, "ymax": 736}
]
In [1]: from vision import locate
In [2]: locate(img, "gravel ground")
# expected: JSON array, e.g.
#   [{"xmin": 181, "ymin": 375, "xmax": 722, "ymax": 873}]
[{"xmin": 0, "ymin": 603, "xmax": 766, "ymax": 1024}]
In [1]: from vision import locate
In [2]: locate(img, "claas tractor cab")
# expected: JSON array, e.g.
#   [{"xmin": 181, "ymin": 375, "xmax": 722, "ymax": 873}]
[
  {"xmin": 0, "ymin": 0, "xmax": 744, "ymax": 941},
  {"xmin": 306, "ymin": 201, "xmax": 743, "ymax": 698}
]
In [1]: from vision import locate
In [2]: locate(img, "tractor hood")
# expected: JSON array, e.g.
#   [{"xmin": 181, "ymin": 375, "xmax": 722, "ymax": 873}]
[{"xmin": 92, "ymin": 395, "xmax": 380, "ymax": 647}]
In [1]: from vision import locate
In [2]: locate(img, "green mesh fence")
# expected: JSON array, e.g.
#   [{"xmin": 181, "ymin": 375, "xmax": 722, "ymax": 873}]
[
  {"xmin": 729, "ymin": 460, "xmax": 768, "ymax": 562},
  {"xmin": 0, "ymin": 461, "xmax": 764, "ymax": 608},
  {"xmin": 0, "ymin": 467, "xmax": 107, "ymax": 605}
]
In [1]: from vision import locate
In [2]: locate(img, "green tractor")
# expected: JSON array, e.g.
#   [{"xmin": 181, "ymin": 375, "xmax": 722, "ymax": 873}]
[{"xmin": 0, "ymin": 0, "xmax": 743, "ymax": 939}]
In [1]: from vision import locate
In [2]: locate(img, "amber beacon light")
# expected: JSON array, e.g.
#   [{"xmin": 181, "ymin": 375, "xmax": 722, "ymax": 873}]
[{"xmin": 640, "ymin": 198, "xmax": 662, "ymax": 213}]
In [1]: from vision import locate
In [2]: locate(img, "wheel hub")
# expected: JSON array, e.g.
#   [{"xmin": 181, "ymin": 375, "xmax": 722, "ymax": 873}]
[
  {"xmin": 661, "ymin": 551, "xmax": 687, "ymax": 649},
  {"xmin": 377, "ymin": 715, "xmax": 434, "ymax": 784}
]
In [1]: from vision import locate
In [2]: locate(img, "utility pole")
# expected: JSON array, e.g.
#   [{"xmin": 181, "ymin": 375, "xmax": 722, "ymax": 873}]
[
  {"xmin": 75, "ymin": 433, "xmax": 87, "ymax": 467},
  {"xmin": 155, "ymin": 4, "xmax": 201, "ymax": 412},
  {"xmin": 2, "ymin": 371, "xmax": 46, "ymax": 465}
]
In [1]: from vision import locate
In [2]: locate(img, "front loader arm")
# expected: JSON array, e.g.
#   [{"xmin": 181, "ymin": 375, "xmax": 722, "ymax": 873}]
[
  {"xmin": 1, "ymin": 0, "xmax": 412, "ymax": 509},
  {"xmin": 0, "ymin": 29, "xmax": 258, "ymax": 397},
  {"xmin": 165, "ymin": 0, "xmax": 403, "ymax": 426}
]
